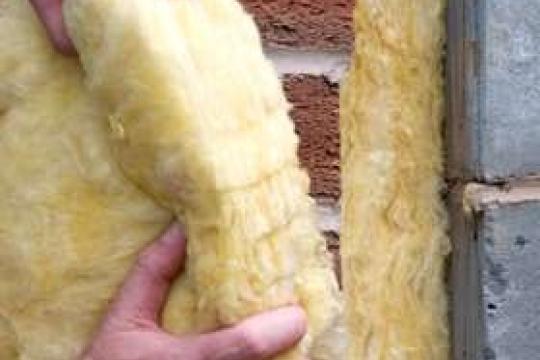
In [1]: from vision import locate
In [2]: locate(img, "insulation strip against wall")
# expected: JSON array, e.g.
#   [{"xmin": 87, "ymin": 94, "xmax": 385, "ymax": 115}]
[
  {"xmin": 340, "ymin": 0, "xmax": 451, "ymax": 359},
  {"xmin": 0, "ymin": 1, "xmax": 343, "ymax": 359}
]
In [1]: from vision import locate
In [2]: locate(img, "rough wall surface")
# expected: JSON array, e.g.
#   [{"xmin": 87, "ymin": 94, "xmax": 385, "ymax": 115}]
[
  {"xmin": 447, "ymin": 0, "xmax": 540, "ymax": 182},
  {"xmin": 480, "ymin": 200, "xmax": 540, "ymax": 360},
  {"xmin": 459, "ymin": 184, "xmax": 540, "ymax": 360},
  {"xmin": 481, "ymin": 0, "xmax": 540, "ymax": 181},
  {"xmin": 284, "ymin": 75, "xmax": 340, "ymax": 199},
  {"xmin": 341, "ymin": 0, "xmax": 450, "ymax": 358},
  {"xmin": 240, "ymin": 0, "xmax": 353, "ymax": 50}
]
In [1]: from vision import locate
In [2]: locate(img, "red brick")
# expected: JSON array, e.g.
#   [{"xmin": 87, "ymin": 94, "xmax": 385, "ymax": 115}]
[
  {"xmin": 283, "ymin": 75, "xmax": 340, "ymax": 199},
  {"xmin": 240, "ymin": 0, "xmax": 354, "ymax": 50}
]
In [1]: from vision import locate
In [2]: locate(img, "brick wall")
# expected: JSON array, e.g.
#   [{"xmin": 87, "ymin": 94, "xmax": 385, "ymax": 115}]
[
  {"xmin": 240, "ymin": 1, "xmax": 353, "ymax": 262},
  {"xmin": 241, "ymin": 0, "xmax": 353, "ymax": 50}
]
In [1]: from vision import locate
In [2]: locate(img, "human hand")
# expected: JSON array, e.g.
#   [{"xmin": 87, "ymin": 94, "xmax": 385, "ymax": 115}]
[
  {"xmin": 82, "ymin": 223, "xmax": 307, "ymax": 360},
  {"xmin": 29, "ymin": 0, "xmax": 75, "ymax": 54}
]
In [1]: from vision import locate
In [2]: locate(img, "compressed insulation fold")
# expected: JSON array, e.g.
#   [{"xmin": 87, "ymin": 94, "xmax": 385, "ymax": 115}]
[
  {"xmin": 340, "ymin": 0, "xmax": 451, "ymax": 359},
  {"xmin": 0, "ymin": 1, "xmax": 343, "ymax": 359}
]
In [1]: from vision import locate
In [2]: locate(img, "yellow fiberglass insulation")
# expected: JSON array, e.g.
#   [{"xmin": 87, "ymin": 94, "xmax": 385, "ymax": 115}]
[
  {"xmin": 0, "ymin": 1, "xmax": 343, "ymax": 359},
  {"xmin": 340, "ymin": 0, "xmax": 451, "ymax": 359}
]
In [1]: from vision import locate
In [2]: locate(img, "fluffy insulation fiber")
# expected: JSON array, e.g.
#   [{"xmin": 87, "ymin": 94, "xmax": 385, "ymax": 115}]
[
  {"xmin": 0, "ymin": 1, "xmax": 343, "ymax": 359},
  {"xmin": 340, "ymin": 0, "xmax": 451, "ymax": 359}
]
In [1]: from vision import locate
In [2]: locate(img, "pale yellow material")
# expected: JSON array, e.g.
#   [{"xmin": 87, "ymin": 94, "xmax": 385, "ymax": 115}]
[
  {"xmin": 0, "ymin": 1, "xmax": 342, "ymax": 359},
  {"xmin": 340, "ymin": 1, "xmax": 451, "ymax": 359}
]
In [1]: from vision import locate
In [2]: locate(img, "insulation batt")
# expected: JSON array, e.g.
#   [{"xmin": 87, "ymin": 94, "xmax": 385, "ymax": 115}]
[
  {"xmin": 340, "ymin": 0, "xmax": 451, "ymax": 359},
  {"xmin": 0, "ymin": 1, "xmax": 343, "ymax": 359}
]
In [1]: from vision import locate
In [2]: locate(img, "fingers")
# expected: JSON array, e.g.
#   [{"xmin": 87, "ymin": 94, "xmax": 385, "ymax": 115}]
[
  {"xmin": 29, "ymin": 0, "xmax": 75, "ymax": 54},
  {"xmin": 108, "ymin": 223, "xmax": 187, "ymax": 325},
  {"xmin": 194, "ymin": 306, "xmax": 307, "ymax": 360}
]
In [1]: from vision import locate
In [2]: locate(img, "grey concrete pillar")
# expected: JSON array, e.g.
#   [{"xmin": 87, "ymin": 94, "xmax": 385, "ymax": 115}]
[{"xmin": 447, "ymin": 0, "xmax": 540, "ymax": 359}]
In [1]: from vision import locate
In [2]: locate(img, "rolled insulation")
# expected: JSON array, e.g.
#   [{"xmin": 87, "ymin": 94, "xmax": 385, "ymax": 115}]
[
  {"xmin": 0, "ymin": 1, "xmax": 342, "ymax": 359},
  {"xmin": 340, "ymin": 1, "xmax": 451, "ymax": 359}
]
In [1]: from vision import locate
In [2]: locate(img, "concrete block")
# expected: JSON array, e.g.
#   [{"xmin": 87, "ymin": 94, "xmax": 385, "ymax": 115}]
[
  {"xmin": 481, "ymin": 0, "xmax": 540, "ymax": 180},
  {"xmin": 453, "ymin": 183, "xmax": 540, "ymax": 359},
  {"xmin": 446, "ymin": 0, "xmax": 540, "ymax": 181}
]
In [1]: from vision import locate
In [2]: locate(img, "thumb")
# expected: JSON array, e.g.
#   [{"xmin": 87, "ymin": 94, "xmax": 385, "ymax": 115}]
[{"xmin": 192, "ymin": 306, "xmax": 307, "ymax": 360}]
